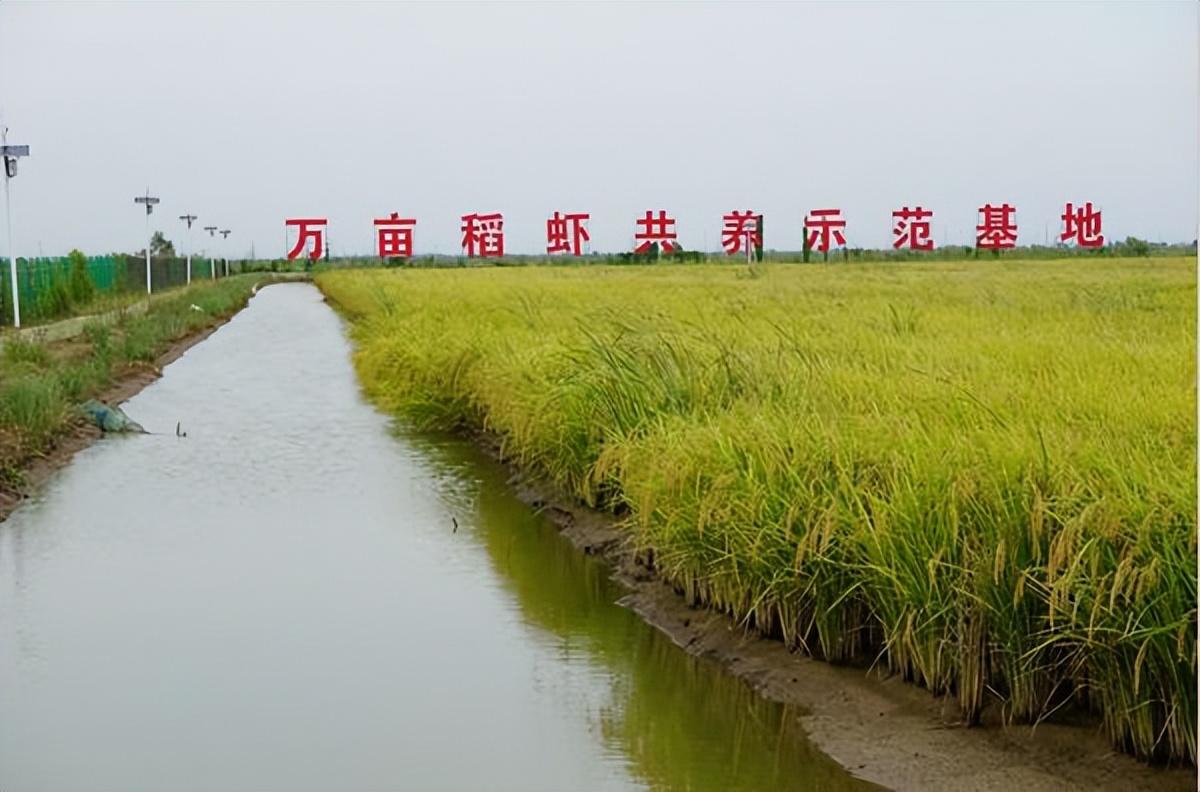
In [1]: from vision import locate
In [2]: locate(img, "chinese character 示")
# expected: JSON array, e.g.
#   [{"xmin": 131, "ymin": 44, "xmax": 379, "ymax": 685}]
[
  {"xmin": 804, "ymin": 209, "xmax": 846, "ymax": 253},
  {"xmin": 634, "ymin": 210, "xmax": 677, "ymax": 254},
  {"xmin": 892, "ymin": 206, "xmax": 934, "ymax": 251},
  {"xmin": 976, "ymin": 203, "xmax": 1017, "ymax": 250},
  {"xmin": 462, "ymin": 213, "xmax": 504, "ymax": 257},
  {"xmin": 722, "ymin": 211, "xmax": 761, "ymax": 256},
  {"xmin": 1061, "ymin": 202, "xmax": 1104, "ymax": 248},
  {"xmin": 285, "ymin": 218, "xmax": 327, "ymax": 260},
  {"xmin": 547, "ymin": 212, "xmax": 590, "ymax": 256},
  {"xmin": 374, "ymin": 213, "xmax": 417, "ymax": 258}
]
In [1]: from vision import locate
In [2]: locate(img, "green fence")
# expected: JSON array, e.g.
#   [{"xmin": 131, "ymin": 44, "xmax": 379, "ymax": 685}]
[{"xmin": 0, "ymin": 254, "xmax": 226, "ymax": 326}]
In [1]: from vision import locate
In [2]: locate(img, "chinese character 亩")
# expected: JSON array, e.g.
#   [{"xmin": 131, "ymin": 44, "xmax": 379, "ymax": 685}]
[
  {"xmin": 461, "ymin": 212, "xmax": 505, "ymax": 257},
  {"xmin": 374, "ymin": 213, "xmax": 417, "ymax": 258},
  {"xmin": 285, "ymin": 218, "xmax": 328, "ymax": 260}
]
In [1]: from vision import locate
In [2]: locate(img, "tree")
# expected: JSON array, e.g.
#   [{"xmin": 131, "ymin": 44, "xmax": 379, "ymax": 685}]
[
  {"xmin": 149, "ymin": 231, "xmax": 175, "ymax": 257},
  {"xmin": 1122, "ymin": 236, "xmax": 1150, "ymax": 257}
]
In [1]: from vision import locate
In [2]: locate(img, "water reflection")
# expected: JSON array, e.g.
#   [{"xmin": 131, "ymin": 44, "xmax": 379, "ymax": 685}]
[{"xmin": 406, "ymin": 433, "xmax": 874, "ymax": 792}]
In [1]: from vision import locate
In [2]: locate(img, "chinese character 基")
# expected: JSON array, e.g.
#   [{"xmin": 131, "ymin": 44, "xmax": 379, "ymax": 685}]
[
  {"xmin": 976, "ymin": 203, "xmax": 1017, "ymax": 250},
  {"xmin": 547, "ymin": 212, "xmax": 590, "ymax": 256},
  {"xmin": 634, "ymin": 210, "xmax": 677, "ymax": 254},
  {"xmin": 461, "ymin": 213, "xmax": 504, "ymax": 257},
  {"xmin": 374, "ymin": 213, "xmax": 417, "ymax": 258},
  {"xmin": 892, "ymin": 206, "xmax": 934, "ymax": 251},
  {"xmin": 285, "ymin": 218, "xmax": 328, "ymax": 260}
]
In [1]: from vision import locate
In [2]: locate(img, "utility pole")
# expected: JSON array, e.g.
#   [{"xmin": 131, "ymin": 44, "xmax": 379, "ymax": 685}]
[
  {"xmin": 1, "ymin": 127, "xmax": 30, "ymax": 327},
  {"xmin": 179, "ymin": 213, "xmax": 198, "ymax": 284},
  {"xmin": 134, "ymin": 189, "xmax": 160, "ymax": 294},
  {"xmin": 220, "ymin": 229, "xmax": 231, "ymax": 277},
  {"xmin": 203, "ymin": 226, "xmax": 218, "ymax": 278}
]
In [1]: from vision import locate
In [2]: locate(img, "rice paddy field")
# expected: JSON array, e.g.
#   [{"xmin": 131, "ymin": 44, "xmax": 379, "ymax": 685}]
[{"xmin": 317, "ymin": 257, "xmax": 1196, "ymax": 764}]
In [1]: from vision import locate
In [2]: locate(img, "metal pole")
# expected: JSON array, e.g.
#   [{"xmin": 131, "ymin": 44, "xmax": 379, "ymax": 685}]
[
  {"xmin": 2, "ymin": 127, "xmax": 18, "ymax": 328},
  {"xmin": 145, "ymin": 210, "xmax": 152, "ymax": 294}
]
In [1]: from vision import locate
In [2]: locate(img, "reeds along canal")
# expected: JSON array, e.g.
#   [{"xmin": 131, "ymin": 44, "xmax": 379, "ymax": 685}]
[{"xmin": 0, "ymin": 283, "xmax": 872, "ymax": 792}]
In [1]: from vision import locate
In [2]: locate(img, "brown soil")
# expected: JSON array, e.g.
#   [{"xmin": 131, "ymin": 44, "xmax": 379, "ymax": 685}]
[
  {"xmin": 0, "ymin": 320, "xmax": 230, "ymax": 524},
  {"xmin": 474, "ymin": 432, "xmax": 1195, "ymax": 792}
]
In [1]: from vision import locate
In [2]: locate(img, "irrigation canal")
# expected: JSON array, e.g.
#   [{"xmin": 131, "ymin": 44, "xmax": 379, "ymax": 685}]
[{"xmin": 0, "ymin": 283, "xmax": 871, "ymax": 791}]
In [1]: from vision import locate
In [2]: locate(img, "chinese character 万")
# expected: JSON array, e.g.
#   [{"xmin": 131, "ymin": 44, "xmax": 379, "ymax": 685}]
[
  {"xmin": 976, "ymin": 203, "xmax": 1017, "ymax": 250},
  {"xmin": 804, "ymin": 209, "xmax": 846, "ymax": 253},
  {"xmin": 634, "ymin": 210, "xmax": 677, "ymax": 254},
  {"xmin": 547, "ymin": 212, "xmax": 590, "ymax": 256},
  {"xmin": 1061, "ymin": 202, "xmax": 1104, "ymax": 248},
  {"xmin": 374, "ymin": 213, "xmax": 416, "ymax": 258},
  {"xmin": 722, "ymin": 211, "xmax": 761, "ymax": 256},
  {"xmin": 285, "ymin": 218, "xmax": 327, "ymax": 260},
  {"xmin": 892, "ymin": 206, "xmax": 934, "ymax": 251},
  {"xmin": 462, "ymin": 213, "xmax": 504, "ymax": 257}
]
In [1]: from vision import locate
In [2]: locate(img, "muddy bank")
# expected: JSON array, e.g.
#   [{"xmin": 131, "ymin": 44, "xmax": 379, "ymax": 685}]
[
  {"xmin": 470, "ymin": 432, "xmax": 1192, "ymax": 792},
  {"xmin": 0, "ymin": 314, "xmax": 235, "ymax": 525}
]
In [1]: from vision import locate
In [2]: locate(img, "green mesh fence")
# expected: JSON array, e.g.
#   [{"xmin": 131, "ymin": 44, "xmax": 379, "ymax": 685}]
[{"xmin": 0, "ymin": 254, "xmax": 227, "ymax": 326}]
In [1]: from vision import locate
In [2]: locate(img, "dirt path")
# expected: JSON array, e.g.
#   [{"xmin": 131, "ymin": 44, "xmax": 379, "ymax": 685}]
[{"xmin": 478, "ymin": 432, "xmax": 1194, "ymax": 792}]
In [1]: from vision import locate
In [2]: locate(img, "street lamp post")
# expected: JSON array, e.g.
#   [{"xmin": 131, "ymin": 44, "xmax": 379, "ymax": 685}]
[
  {"xmin": 2, "ymin": 127, "xmax": 30, "ymax": 327},
  {"xmin": 179, "ymin": 213, "xmax": 198, "ymax": 284},
  {"xmin": 134, "ymin": 189, "xmax": 160, "ymax": 294},
  {"xmin": 203, "ymin": 226, "xmax": 218, "ymax": 278},
  {"xmin": 220, "ymin": 229, "xmax": 231, "ymax": 276}
]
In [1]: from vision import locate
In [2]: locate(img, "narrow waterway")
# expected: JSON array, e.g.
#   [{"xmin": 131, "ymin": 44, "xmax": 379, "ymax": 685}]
[{"xmin": 0, "ymin": 283, "xmax": 871, "ymax": 792}]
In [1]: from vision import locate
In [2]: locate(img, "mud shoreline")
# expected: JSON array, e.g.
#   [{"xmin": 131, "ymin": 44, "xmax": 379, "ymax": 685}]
[{"xmin": 470, "ymin": 431, "xmax": 1193, "ymax": 792}]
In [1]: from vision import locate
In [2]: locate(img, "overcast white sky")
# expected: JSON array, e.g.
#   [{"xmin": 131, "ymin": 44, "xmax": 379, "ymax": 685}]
[{"xmin": 0, "ymin": 1, "xmax": 1196, "ymax": 258}]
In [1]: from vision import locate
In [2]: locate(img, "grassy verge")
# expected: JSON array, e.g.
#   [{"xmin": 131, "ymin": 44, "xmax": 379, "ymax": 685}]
[
  {"xmin": 318, "ymin": 258, "xmax": 1196, "ymax": 764},
  {"xmin": 0, "ymin": 275, "xmax": 265, "ymax": 481}
]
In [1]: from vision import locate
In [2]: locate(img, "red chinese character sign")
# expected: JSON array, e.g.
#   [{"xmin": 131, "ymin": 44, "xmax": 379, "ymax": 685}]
[
  {"xmin": 1061, "ymin": 202, "xmax": 1103, "ymax": 247},
  {"xmin": 462, "ymin": 213, "xmax": 504, "ymax": 257},
  {"xmin": 976, "ymin": 203, "xmax": 1017, "ymax": 250},
  {"xmin": 892, "ymin": 207, "xmax": 934, "ymax": 250},
  {"xmin": 285, "ymin": 218, "xmax": 327, "ymax": 260},
  {"xmin": 804, "ymin": 209, "xmax": 846, "ymax": 253},
  {"xmin": 547, "ymin": 212, "xmax": 590, "ymax": 255},
  {"xmin": 722, "ymin": 211, "xmax": 761, "ymax": 257},
  {"xmin": 634, "ymin": 211, "xmax": 677, "ymax": 254},
  {"xmin": 375, "ymin": 213, "xmax": 416, "ymax": 258}
]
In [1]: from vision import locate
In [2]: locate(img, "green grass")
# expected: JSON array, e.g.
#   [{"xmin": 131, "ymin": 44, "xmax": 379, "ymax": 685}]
[{"xmin": 318, "ymin": 257, "xmax": 1196, "ymax": 763}]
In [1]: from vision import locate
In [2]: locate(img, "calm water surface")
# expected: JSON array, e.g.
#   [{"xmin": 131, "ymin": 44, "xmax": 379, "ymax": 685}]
[{"xmin": 0, "ymin": 283, "xmax": 871, "ymax": 791}]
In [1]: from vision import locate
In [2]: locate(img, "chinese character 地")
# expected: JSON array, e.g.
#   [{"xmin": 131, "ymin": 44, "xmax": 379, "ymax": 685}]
[
  {"xmin": 285, "ymin": 218, "xmax": 328, "ymax": 260},
  {"xmin": 374, "ymin": 213, "xmax": 417, "ymax": 258},
  {"xmin": 1061, "ymin": 202, "xmax": 1104, "ymax": 248},
  {"xmin": 462, "ymin": 213, "xmax": 505, "ymax": 257}
]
